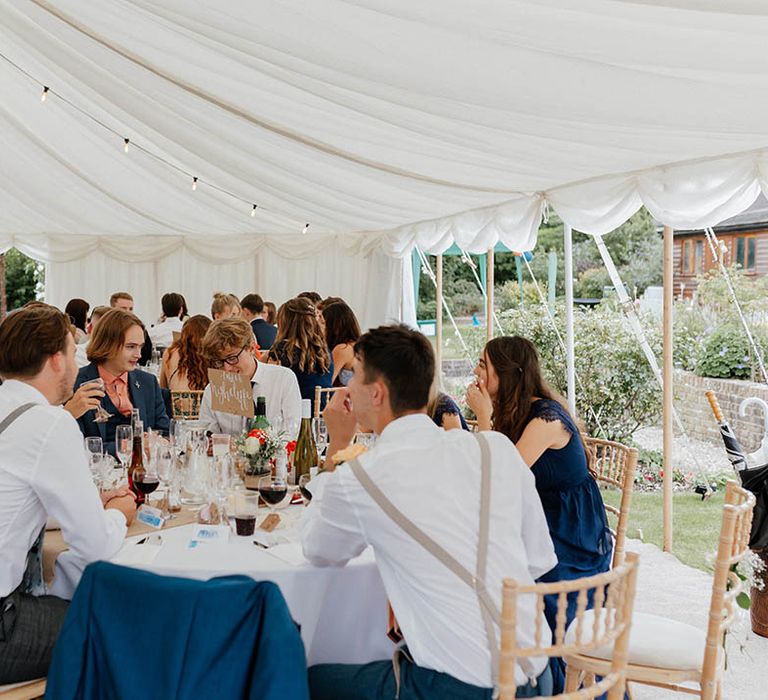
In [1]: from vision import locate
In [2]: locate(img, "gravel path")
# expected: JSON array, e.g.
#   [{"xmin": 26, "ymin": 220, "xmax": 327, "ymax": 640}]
[
  {"xmin": 623, "ymin": 539, "xmax": 766, "ymax": 699},
  {"xmin": 632, "ymin": 427, "xmax": 733, "ymax": 476}
]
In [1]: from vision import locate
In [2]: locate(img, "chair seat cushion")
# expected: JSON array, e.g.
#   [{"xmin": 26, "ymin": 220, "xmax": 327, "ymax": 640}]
[{"xmin": 565, "ymin": 610, "xmax": 705, "ymax": 671}]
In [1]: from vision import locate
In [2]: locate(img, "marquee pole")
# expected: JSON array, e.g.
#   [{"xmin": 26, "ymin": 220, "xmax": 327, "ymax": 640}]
[
  {"xmin": 564, "ymin": 225, "xmax": 577, "ymax": 416},
  {"xmin": 436, "ymin": 253, "xmax": 443, "ymax": 375},
  {"xmin": 486, "ymin": 248, "xmax": 495, "ymax": 343},
  {"xmin": 663, "ymin": 225, "xmax": 674, "ymax": 552}
]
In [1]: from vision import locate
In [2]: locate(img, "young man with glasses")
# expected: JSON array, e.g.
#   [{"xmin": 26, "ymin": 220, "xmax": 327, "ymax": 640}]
[{"xmin": 198, "ymin": 318, "xmax": 301, "ymax": 437}]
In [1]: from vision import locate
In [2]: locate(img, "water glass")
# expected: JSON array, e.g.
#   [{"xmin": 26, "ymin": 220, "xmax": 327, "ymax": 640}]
[
  {"xmin": 233, "ymin": 492, "xmax": 259, "ymax": 536},
  {"xmin": 115, "ymin": 425, "xmax": 132, "ymax": 479},
  {"xmin": 313, "ymin": 417, "xmax": 328, "ymax": 461}
]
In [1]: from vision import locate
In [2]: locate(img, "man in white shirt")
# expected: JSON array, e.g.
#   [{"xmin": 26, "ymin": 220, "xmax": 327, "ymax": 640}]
[
  {"xmin": 0, "ymin": 304, "xmax": 136, "ymax": 685},
  {"xmin": 147, "ymin": 293, "xmax": 185, "ymax": 350},
  {"xmin": 302, "ymin": 325, "xmax": 557, "ymax": 699},
  {"xmin": 74, "ymin": 305, "xmax": 109, "ymax": 368},
  {"xmin": 198, "ymin": 318, "xmax": 302, "ymax": 437}
]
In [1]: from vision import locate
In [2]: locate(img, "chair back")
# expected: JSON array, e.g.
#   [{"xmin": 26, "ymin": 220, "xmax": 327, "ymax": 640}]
[
  {"xmin": 584, "ymin": 437, "xmax": 637, "ymax": 568},
  {"xmin": 170, "ymin": 390, "xmax": 204, "ymax": 420},
  {"xmin": 313, "ymin": 386, "xmax": 344, "ymax": 419},
  {"xmin": 465, "ymin": 418, "xmax": 479, "ymax": 433},
  {"xmin": 700, "ymin": 480, "xmax": 756, "ymax": 698},
  {"xmin": 499, "ymin": 552, "xmax": 639, "ymax": 700}
]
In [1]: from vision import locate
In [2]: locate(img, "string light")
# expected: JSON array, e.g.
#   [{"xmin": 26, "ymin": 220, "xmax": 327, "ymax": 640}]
[
  {"xmin": 0, "ymin": 51, "xmax": 313, "ymax": 232},
  {"xmin": 302, "ymin": 223, "xmax": 310, "ymax": 234}
]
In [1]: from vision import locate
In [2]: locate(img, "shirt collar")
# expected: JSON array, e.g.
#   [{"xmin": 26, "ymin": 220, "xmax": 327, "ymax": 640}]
[
  {"xmin": 251, "ymin": 360, "xmax": 264, "ymax": 385},
  {"xmin": 98, "ymin": 366, "xmax": 128, "ymax": 385},
  {"xmin": 0, "ymin": 379, "xmax": 52, "ymax": 406},
  {"xmin": 376, "ymin": 413, "xmax": 438, "ymax": 446}
]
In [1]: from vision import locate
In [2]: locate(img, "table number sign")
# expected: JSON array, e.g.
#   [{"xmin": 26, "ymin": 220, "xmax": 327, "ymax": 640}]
[{"xmin": 208, "ymin": 368, "xmax": 254, "ymax": 417}]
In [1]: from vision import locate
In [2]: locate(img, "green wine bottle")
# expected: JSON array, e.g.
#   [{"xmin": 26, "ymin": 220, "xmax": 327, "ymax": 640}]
[
  {"xmin": 250, "ymin": 395, "xmax": 270, "ymax": 432},
  {"xmin": 293, "ymin": 399, "xmax": 317, "ymax": 484}
]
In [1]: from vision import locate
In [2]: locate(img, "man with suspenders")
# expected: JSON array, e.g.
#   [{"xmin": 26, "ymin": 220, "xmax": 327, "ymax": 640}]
[
  {"xmin": 0, "ymin": 304, "xmax": 136, "ymax": 685},
  {"xmin": 302, "ymin": 325, "xmax": 557, "ymax": 699}
]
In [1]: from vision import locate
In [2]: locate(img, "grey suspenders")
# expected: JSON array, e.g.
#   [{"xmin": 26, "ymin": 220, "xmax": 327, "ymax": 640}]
[
  {"xmin": 348, "ymin": 432, "xmax": 502, "ymax": 691},
  {"xmin": 0, "ymin": 403, "xmax": 36, "ymax": 436}
]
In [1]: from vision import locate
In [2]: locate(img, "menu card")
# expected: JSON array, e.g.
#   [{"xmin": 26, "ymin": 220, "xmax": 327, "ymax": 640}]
[{"xmin": 208, "ymin": 368, "xmax": 254, "ymax": 417}]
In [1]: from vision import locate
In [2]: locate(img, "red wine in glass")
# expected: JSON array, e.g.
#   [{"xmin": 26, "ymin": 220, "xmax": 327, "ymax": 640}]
[
  {"xmin": 299, "ymin": 485, "xmax": 312, "ymax": 503},
  {"xmin": 235, "ymin": 514, "xmax": 256, "ymax": 536},
  {"xmin": 259, "ymin": 484, "xmax": 287, "ymax": 507},
  {"xmin": 134, "ymin": 474, "xmax": 160, "ymax": 503}
]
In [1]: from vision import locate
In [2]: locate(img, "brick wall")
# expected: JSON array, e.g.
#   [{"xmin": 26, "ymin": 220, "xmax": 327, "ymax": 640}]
[{"xmin": 675, "ymin": 370, "xmax": 768, "ymax": 452}]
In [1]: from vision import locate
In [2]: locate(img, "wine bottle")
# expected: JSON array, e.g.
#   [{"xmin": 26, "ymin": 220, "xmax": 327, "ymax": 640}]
[
  {"xmin": 128, "ymin": 419, "xmax": 146, "ymax": 505},
  {"xmin": 250, "ymin": 396, "xmax": 270, "ymax": 431},
  {"xmin": 705, "ymin": 390, "xmax": 748, "ymax": 471},
  {"xmin": 293, "ymin": 399, "xmax": 318, "ymax": 484}
]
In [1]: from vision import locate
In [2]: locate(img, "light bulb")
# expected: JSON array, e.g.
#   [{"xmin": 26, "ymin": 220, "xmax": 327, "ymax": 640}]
[
  {"xmin": 302, "ymin": 223, "xmax": 309, "ymax": 234},
  {"xmin": 41, "ymin": 86, "xmax": 49, "ymax": 102},
  {"xmin": 251, "ymin": 204, "xmax": 258, "ymax": 217},
  {"xmin": 192, "ymin": 177, "xmax": 198, "ymax": 191},
  {"xmin": 123, "ymin": 138, "xmax": 130, "ymax": 153}
]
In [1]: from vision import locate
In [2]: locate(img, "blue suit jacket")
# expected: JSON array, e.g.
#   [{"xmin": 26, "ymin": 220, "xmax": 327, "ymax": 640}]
[
  {"xmin": 74, "ymin": 363, "xmax": 169, "ymax": 454},
  {"xmin": 45, "ymin": 562, "xmax": 309, "ymax": 700}
]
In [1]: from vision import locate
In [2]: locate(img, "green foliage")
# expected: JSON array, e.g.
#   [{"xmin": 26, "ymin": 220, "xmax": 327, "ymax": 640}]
[
  {"xmin": 575, "ymin": 267, "xmax": 611, "ymax": 298},
  {"xmin": 695, "ymin": 324, "xmax": 768, "ymax": 380},
  {"xmin": 4, "ymin": 249, "xmax": 44, "ymax": 310},
  {"xmin": 673, "ymin": 302, "xmax": 707, "ymax": 371},
  {"xmin": 695, "ymin": 264, "xmax": 768, "ymax": 319},
  {"xmin": 494, "ymin": 280, "xmax": 541, "ymax": 310},
  {"xmin": 465, "ymin": 303, "xmax": 661, "ymax": 442}
]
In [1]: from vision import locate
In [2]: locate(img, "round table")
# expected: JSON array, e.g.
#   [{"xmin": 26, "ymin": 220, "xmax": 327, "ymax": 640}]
[{"xmin": 109, "ymin": 506, "xmax": 393, "ymax": 666}]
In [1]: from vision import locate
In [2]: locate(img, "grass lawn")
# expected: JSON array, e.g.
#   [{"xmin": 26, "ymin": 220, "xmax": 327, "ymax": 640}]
[{"xmin": 602, "ymin": 489, "xmax": 724, "ymax": 573}]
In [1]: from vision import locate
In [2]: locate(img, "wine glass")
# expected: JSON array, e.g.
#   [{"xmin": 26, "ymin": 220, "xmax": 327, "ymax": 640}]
[
  {"xmin": 257, "ymin": 474, "xmax": 287, "ymax": 520},
  {"xmin": 85, "ymin": 437, "xmax": 103, "ymax": 482},
  {"xmin": 298, "ymin": 473, "xmax": 313, "ymax": 506},
  {"xmin": 313, "ymin": 417, "xmax": 328, "ymax": 463},
  {"xmin": 132, "ymin": 458, "xmax": 159, "ymax": 508},
  {"xmin": 115, "ymin": 425, "xmax": 132, "ymax": 481},
  {"xmin": 84, "ymin": 378, "xmax": 113, "ymax": 423},
  {"xmin": 156, "ymin": 444, "xmax": 174, "ymax": 519}
]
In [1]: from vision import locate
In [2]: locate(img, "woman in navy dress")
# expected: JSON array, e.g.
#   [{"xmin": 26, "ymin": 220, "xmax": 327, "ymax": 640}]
[{"xmin": 466, "ymin": 335, "xmax": 611, "ymax": 692}]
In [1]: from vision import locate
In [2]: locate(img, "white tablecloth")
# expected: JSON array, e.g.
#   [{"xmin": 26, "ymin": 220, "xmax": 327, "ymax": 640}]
[{"xmin": 55, "ymin": 507, "xmax": 393, "ymax": 666}]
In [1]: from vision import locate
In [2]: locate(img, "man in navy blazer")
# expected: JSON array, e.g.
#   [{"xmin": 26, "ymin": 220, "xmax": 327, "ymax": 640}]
[
  {"xmin": 240, "ymin": 293, "xmax": 277, "ymax": 352},
  {"xmin": 73, "ymin": 309, "xmax": 169, "ymax": 456}
]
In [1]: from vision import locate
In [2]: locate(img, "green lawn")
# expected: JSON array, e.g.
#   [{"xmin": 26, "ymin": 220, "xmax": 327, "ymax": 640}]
[{"xmin": 602, "ymin": 489, "xmax": 724, "ymax": 572}]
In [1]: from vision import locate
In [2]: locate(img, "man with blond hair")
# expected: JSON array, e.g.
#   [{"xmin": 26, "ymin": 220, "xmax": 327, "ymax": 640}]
[
  {"xmin": 198, "ymin": 318, "xmax": 301, "ymax": 437},
  {"xmin": 0, "ymin": 304, "xmax": 135, "ymax": 685},
  {"xmin": 109, "ymin": 292, "xmax": 134, "ymax": 313}
]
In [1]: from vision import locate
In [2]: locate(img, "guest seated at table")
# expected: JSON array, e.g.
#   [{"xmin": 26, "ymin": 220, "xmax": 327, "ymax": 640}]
[
  {"xmin": 64, "ymin": 298, "xmax": 89, "ymax": 344},
  {"xmin": 148, "ymin": 292, "xmax": 186, "ymax": 350},
  {"xmin": 74, "ymin": 309, "xmax": 170, "ymax": 456},
  {"xmin": 75, "ymin": 305, "xmax": 109, "ymax": 368},
  {"xmin": 428, "ymin": 377, "xmax": 469, "ymax": 431},
  {"xmin": 160, "ymin": 315, "xmax": 211, "ymax": 392},
  {"xmin": 322, "ymin": 301, "xmax": 360, "ymax": 387},
  {"xmin": 240, "ymin": 293, "xmax": 277, "ymax": 351},
  {"xmin": 297, "ymin": 290, "xmax": 322, "ymax": 305},
  {"xmin": 264, "ymin": 300, "xmax": 277, "ymax": 326},
  {"xmin": 211, "ymin": 292, "xmax": 241, "ymax": 320},
  {"xmin": 109, "ymin": 291, "xmax": 154, "ymax": 367},
  {"xmin": 466, "ymin": 335, "xmax": 612, "ymax": 692},
  {"xmin": 199, "ymin": 318, "xmax": 302, "ymax": 437},
  {"xmin": 0, "ymin": 304, "xmax": 135, "ymax": 686},
  {"xmin": 303, "ymin": 325, "xmax": 557, "ymax": 699},
  {"xmin": 267, "ymin": 296, "xmax": 333, "ymax": 412}
]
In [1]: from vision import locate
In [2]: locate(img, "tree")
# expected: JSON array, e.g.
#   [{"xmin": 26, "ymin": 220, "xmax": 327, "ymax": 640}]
[{"xmin": 4, "ymin": 248, "xmax": 44, "ymax": 311}]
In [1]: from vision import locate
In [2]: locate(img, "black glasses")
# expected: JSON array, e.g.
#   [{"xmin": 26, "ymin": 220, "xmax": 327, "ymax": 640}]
[{"xmin": 210, "ymin": 345, "xmax": 249, "ymax": 369}]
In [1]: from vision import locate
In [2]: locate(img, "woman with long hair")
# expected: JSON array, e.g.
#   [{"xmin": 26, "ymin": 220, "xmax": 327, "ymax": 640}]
[
  {"xmin": 322, "ymin": 301, "xmax": 360, "ymax": 386},
  {"xmin": 159, "ymin": 315, "xmax": 212, "ymax": 391},
  {"xmin": 65, "ymin": 298, "xmax": 90, "ymax": 344},
  {"xmin": 267, "ymin": 296, "xmax": 333, "ymax": 411},
  {"xmin": 466, "ymin": 335, "xmax": 611, "ymax": 692}
]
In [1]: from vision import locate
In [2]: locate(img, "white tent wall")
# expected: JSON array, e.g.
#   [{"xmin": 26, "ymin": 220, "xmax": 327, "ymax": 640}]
[{"xmin": 41, "ymin": 244, "xmax": 415, "ymax": 331}]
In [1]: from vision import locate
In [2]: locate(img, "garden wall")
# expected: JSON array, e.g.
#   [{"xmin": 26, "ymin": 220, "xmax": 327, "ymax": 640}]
[{"xmin": 675, "ymin": 370, "xmax": 768, "ymax": 453}]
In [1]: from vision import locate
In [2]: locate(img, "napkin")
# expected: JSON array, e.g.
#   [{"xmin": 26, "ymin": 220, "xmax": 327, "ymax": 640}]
[{"xmin": 112, "ymin": 540, "xmax": 162, "ymax": 566}]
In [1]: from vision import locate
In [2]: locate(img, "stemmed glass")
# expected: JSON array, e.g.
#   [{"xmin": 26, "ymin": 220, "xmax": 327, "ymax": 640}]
[
  {"xmin": 156, "ymin": 444, "xmax": 175, "ymax": 519},
  {"xmin": 132, "ymin": 456, "xmax": 159, "ymax": 507},
  {"xmin": 298, "ymin": 473, "xmax": 313, "ymax": 506},
  {"xmin": 84, "ymin": 378, "xmax": 113, "ymax": 423},
  {"xmin": 257, "ymin": 474, "xmax": 287, "ymax": 520},
  {"xmin": 85, "ymin": 437, "xmax": 103, "ymax": 485},
  {"xmin": 115, "ymin": 425, "xmax": 132, "ymax": 482},
  {"xmin": 313, "ymin": 417, "xmax": 328, "ymax": 464}
]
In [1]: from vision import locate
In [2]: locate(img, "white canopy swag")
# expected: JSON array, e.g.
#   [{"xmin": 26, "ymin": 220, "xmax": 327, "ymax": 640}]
[{"xmin": 2, "ymin": 0, "xmax": 768, "ymax": 322}]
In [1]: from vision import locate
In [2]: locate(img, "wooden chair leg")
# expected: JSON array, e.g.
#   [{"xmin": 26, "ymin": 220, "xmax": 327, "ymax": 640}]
[
  {"xmin": 564, "ymin": 665, "xmax": 581, "ymax": 692},
  {"xmin": 584, "ymin": 672, "xmax": 596, "ymax": 688}
]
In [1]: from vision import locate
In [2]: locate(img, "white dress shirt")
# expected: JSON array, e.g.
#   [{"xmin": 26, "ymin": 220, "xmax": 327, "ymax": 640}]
[
  {"xmin": 198, "ymin": 361, "xmax": 302, "ymax": 438},
  {"xmin": 302, "ymin": 414, "xmax": 557, "ymax": 688},
  {"xmin": 74, "ymin": 341, "xmax": 90, "ymax": 368},
  {"xmin": 148, "ymin": 316, "xmax": 184, "ymax": 349},
  {"xmin": 0, "ymin": 380, "xmax": 127, "ymax": 598}
]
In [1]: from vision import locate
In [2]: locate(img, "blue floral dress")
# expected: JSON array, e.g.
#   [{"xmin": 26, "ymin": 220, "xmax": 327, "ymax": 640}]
[{"xmin": 527, "ymin": 399, "xmax": 612, "ymax": 691}]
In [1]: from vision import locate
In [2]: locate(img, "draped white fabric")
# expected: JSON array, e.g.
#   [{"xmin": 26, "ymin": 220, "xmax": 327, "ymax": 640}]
[
  {"xmin": 43, "ymin": 244, "xmax": 413, "ymax": 330},
  {"xmin": 4, "ymin": 0, "xmax": 768, "ymax": 305}
]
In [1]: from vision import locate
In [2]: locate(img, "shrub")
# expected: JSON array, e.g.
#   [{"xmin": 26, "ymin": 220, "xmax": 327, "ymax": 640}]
[
  {"xmin": 695, "ymin": 324, "xmax": 768, "ymax": 380},
  {"xmin": 673, "ymin": 302, "xmax": 707, "ymax": 371},
  {"xmin": 576, "ymin": 266, "xmax": 611, "ymax": 298}
]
